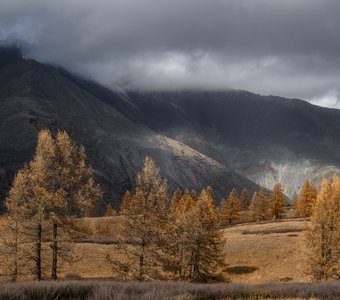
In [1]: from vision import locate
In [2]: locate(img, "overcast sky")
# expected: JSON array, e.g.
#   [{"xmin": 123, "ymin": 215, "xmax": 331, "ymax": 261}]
[{"xmin": 1, "ymin": 0, "xmax": 340, "ymax": 107}]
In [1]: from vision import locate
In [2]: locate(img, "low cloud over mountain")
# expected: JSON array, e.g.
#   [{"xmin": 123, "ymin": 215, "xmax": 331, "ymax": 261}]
[{"xmin": 1, "ymin": 0, "xmax": 340, "ymax": 104}]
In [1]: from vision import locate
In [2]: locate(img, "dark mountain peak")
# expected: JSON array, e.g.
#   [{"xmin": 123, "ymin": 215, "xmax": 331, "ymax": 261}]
[
  {"xmin": 0, "ymin": 45, "xmax": 23, "ymax": 66},
  {"xmin": 0, "ymin": 57, "xmax": 261, "ymax": 211}
]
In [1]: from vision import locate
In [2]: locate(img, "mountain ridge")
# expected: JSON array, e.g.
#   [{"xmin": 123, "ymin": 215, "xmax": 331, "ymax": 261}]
[
  {"xmin": 1, "ymin": 45, "xmax": 340, "ymax": 210},
  {"xmin": 0, "ymin": 49, "xmax": 260, "ymax": 211}
]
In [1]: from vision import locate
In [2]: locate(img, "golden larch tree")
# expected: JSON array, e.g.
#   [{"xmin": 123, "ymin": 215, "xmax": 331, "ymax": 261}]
[
  {"xmin": 117, "ymin": 156, "xmax": 169, "ymax": 281},
  {"xmin": 185, "ymin": 187, "xmax": 226, "ymax": 282},
  {"xmin": 219, "ymin": 188, "xmax": 240, "ymax": 224},
  {"xmin": 104, "ymin": 204, "xmax": 117, "ymax": 217},
  {"xmin": 269, "ymin": 182, "xmax": 285, "ymax": 220},
  {"xmin": 306, "ymin": 176, "xmax": 340, "ymax": 281},
  {"xmin": 295, "ymin": 180, "xmax": 317, "ymax": 217},
  {"xmin": 239, "ymin": 188, "xmax": 250, "ymax": 211},
  {"xmin": 2, "ymin": 168, "xmax": 32, "ymax": 281},
  {"xmin": 3, "ymin": 130, "xmax": 102, "ymax": 281},
  {"xmin": 170, "ymin": 188, "xmax": 183, "ymax": 213},
  {"xmin": 119, "ymin": 190, "xmax": 132, "ymax": 215},
  {"xmin": 248, "ymin": 188, "xmax": 270, "ymax": 222}
]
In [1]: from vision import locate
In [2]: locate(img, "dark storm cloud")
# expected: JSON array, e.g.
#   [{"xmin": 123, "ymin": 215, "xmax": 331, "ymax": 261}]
[{"xmin": 1, "ymin": 0, "xmax": 340, "ymax": 107}]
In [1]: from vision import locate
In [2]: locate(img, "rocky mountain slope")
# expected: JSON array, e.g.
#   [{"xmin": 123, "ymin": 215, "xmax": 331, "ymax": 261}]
[
  {"xmin": 0, "ymin": 46, "xmax": 258, "ymax": 211},
  {"xmin": 128, "ymin": 90, "xmax": 340, "ymax": 197}
]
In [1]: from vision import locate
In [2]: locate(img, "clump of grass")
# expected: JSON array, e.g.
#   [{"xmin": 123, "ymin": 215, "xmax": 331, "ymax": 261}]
[
  {"xmin": 224, "ymin": 266, "xmax": 258, "ymax": 275},
  {"xmin": 242, "ymin": 227, "xmax": 303, "ymax": 235}
]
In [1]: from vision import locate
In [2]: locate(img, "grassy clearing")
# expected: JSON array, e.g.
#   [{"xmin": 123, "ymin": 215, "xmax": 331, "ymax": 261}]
[
  {"xmin": 221, "ymin": 219, "xmax": 309, "ymax": 284},
  {"xmin": 0, "ymin": 280, "xmax": 339, "ymax": 300},
  {"xmin": 36, "ymin": 218, "xmax": 310, "ymax": 283},
  {"xmin": 0, "ymin": 217, "xmax": 314, "ymax": 284}
]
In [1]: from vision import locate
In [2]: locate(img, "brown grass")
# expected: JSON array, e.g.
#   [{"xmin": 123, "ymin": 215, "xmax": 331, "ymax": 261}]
[
  {"xmin": 0, "ymin": 280, "xmax": 339, "ymax": 300},
  {"xmin": 0, "ymin": 216, "xmax": 315, "ymax": 284},
  {"xmin": 26, "ymin": 217, "xmax": 311, "ymax": 284},
  {"xmin": 50, "ymin": 217, "xmax": 312, "ymax": 284},
  {"xmin": 222, "ymin": 219, "xmax": 309, "ymax": 284}
]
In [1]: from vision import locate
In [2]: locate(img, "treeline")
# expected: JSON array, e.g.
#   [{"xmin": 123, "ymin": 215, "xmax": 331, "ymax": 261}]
[
  {"xmin": 116, "ymin": 178, "xmax": 325, "ymax": 224},
  {"xmin": 0, "ymin": 130, "xmax": 339, "ymax": 283},
  {"xmin": 118, "ymin": 181, "xmax": 285, "ymax": 225}
]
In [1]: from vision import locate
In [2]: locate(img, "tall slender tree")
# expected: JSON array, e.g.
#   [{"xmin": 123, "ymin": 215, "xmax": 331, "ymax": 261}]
[
  {"xmin": 306, "ymin": 176, "xmax": 340, "ymax": 281},
  {"xmin": 119, "ymin": 191, "xmax": 132, "ymax": 215},
  {"xmin": 248, "ymin": 188, "xmax": 270, "ymax": 222},
  {"xmin": 117, "ymin": 156, "xmax": 169, "ymax": 281},
  {"xmin": 239, "ymin": 188, "xmax": 250, "ymax": 211},
  {"xmin": 295, "ymin": 180, "xmax": 317, "ymax": 217},
  {"xmin": 186, "ymin": 187, "xmax": 226, "ymax": 282},
  {"xmin": 49, "ymin": 131, "xmax": 101, "ymax": 280},
  {"xmin": 219, "ymin": 188, "xmax": 241, "ymax": 224},
  {"xmin": 2, "ymin": 168, "xmax": 32, "ymax": 281},
  {"xmin": 269, "ymin": 182, "xmax": 285, "ymax": 220}
]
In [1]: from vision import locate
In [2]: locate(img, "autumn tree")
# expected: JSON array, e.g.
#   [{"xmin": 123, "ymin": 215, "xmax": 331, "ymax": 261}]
[
  {"xmin": 26, "ymin": 130, "xmax": 56, "ymax": 280},
  {"xmin": 306, "ymin": 176, "xmax": 340, "ymax": 281},
  {"xmin": 32, "ymin": 130, "xmax": 101, "ymax": 280},
  {"xmin": 170, "ymin": 188, "xmax": 183, "ymax": 213},
  {"xmin": 165, "ymin": 187, "xmax": 226, "ymax": 282},
  {"xmin": 173, "ymin": 189, "xmax": 196, "ymax": 214},
  {"xmin": 219, "ymin": 188, "xmax": 240, "ymax": 224},
  {"xmin": 1, "ymin": 168, "xmax": 32, "ymax": 281},
  {"xmin": 164, "ymin": 189, "xmax": 194, "ymax": 279},
  {"xmin": 239, "ymin": 188, "xmax": 250, "ymax": 211},
  {"xmin": 248, "ymin": 192, "xmax": 258, "ymax": 222},
  {"xmin": 119, "ymin": 191, "xmax": 132, "ymax": 215},
  {"xmin": 295, "ymin": 180, "xmax": 317, "ymax": 217},
  {"xmin": 4, "ymin": 129, "xmax": 102, "ymax": 281},
  {"xmin": 105, "ymin": 204, "xmax": 117, "ymax": 217},
  {"xmin": 269, "ymin": 182, "xmax": 285, "ymax": 220},
  {"xmin": 248, "ymin": 188, "xmax": 270, "ymax": 222},
  {"xmin": 116, "ymin": 156, "xmax": 169, "ymax": 281},
  {"xmin": 185, "ymin": 187, "xmax": 226, "ymax": 282}
]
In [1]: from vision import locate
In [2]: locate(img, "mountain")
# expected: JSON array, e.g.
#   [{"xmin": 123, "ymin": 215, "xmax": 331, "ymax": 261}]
[
  {"xmin": 0, "ymin": 46, "xmax": 258, "ymax": 211},
  {"xmin": 128, "ymin": 90, "xmax": 340, "ymax": 197},
  {"xmin": 2, "ymin": 46, "xmax": 340, "ymax": 211}
]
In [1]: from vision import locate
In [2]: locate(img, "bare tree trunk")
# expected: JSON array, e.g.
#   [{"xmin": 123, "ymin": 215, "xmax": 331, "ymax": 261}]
[
  {"xmin": 35, "ymin": 223, "xmax": 42, "ymax": 281},
  {"xmin": 51, "ymin": 222, "xmax": 58, "ymax": 280},
  {"xmin": 138, "ymin": 240, "xmax": 145, "ymax": 282},
  {"xmin": 12, "ymin": 218, "xmax": 19, "ymax": 282}
]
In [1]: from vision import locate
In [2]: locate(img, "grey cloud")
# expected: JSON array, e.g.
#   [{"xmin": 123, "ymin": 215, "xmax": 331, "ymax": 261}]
[{"xmin": 0, "ymin": 0, "xmax": 340, "ymax": 105}]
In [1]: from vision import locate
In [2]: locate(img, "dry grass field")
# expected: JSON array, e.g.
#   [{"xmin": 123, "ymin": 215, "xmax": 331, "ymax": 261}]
[
  {"xmin": 2, "ymin": 216, "xmax": 340, "ymax": 299},
  {"xmin": 222, "ymin": 219, "xmax": 309, "ymax": 284},
  {"xmin": 52, "ymin": 217, "xmax": 311, "ymax": 284}
]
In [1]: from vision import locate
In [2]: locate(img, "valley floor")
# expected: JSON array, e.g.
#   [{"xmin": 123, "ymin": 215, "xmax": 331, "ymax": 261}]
[
  {"xmin": 1, "ymin": 217, "xmax": 339, "ymax": 299},
  {"xmin": 56, "ymin": 217, "xmax": 309, "ymax": 284},
  {"xmin": 222, "ymin": 218, "xmax": 308, "ymax": 283}
]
